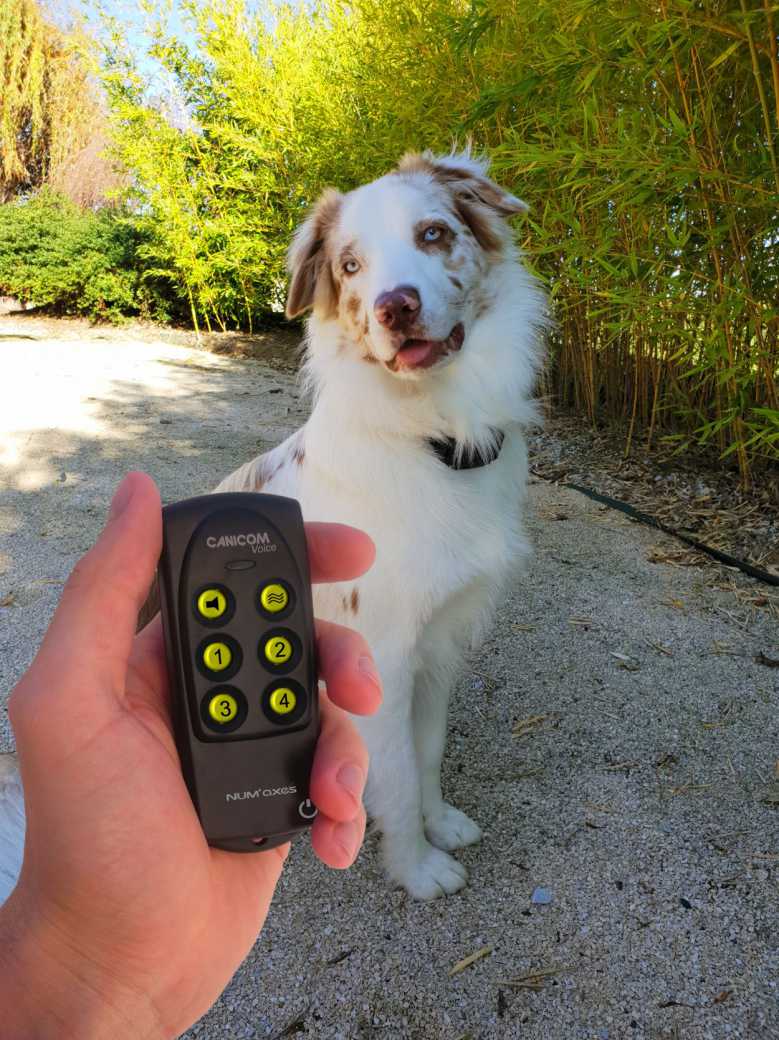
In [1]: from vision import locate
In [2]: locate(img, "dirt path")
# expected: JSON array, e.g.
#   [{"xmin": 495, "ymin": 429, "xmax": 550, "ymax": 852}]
[{"xmin": 1, "ymin": 320, "xmax": 777, "ymax": 1040}]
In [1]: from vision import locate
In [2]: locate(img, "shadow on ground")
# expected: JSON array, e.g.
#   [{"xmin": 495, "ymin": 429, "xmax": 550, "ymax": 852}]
[{"xmin": 1, "ymin": 331, "xmax": 778, "ymax": 1040}]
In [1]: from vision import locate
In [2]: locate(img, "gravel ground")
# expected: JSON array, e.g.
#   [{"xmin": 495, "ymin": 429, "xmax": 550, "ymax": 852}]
[{"xmin": 1, "ymin": 319, "xmax": 778, "ymax": 1040}]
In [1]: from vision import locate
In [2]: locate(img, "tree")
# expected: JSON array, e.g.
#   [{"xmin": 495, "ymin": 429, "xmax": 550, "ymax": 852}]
[{"xmin": 0, "ymin": 0, "xmax": 102, "ymax": 202}]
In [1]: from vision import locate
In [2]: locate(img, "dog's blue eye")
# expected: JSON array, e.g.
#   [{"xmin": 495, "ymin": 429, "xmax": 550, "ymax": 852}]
[
  {"xmin": 343, "ymin": 259, "xmax": 360, "ymax": 274},
  {"xmin": 424, "ymin": 226, "xmax": 442, "ymax": 242}
]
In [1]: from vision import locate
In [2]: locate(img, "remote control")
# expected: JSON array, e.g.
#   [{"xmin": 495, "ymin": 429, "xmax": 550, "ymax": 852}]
[{"xmin": 158, "ymin": 492, "xmax": 320, "ymax": 852}]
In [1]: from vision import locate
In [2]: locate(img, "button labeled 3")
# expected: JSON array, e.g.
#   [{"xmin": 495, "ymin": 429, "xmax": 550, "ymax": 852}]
[
  {"xmin": 202, "ymin": 641, "xmax": 232, "ymax": 672},
  {"xmin": 207, "ymin": 693, "xmax": 238, "ymax": 724}
]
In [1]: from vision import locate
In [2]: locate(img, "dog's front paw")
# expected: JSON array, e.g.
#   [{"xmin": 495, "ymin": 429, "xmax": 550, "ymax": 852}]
[
  {"xmin": 390, "ymin": 844, "xmax": 468, "ymax": 900},
  {"xmin": 425, "ymin": 803, "xmax": 482, "ymax": 851}
]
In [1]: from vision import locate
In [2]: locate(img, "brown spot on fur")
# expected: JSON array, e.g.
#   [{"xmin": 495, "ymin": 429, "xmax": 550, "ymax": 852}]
[
  {"xmin": 292, "ymin": 442, "xmax": 305, "ymax": 465},
  {"xmin": 341, "ymin": 595, "xmax": 349, "ymax": 612},
  {"xmin": 449, "ymin": 275, "xmax": 463, "ymax": 289},
  {"xmin": 396, "ymin": 151, "xmax": 525, "ymax": 254},
  {"xmin": 286, "ymin": 188, "xmax": 343, "ymax": 319},
  {"xmin": 452, "ymin": 197, "xmax": 502, "ymax": 253},
  {"xmin": 350, "ymin": 587, "xmax": 360, "ymax": 614},
  {"xmin": 345, "ymin": 293, "xmax": 360, "ymax": 318},
  {"xmin": 444, "ymin": 252, "xmax": 466, "ymax": 272},
  {"xmin": 473, "ymin": 288, "xmax": 493, "ymax": 319}
]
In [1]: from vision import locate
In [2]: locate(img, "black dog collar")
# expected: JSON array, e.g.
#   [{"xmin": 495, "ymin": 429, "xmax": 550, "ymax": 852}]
[{"xmin": 428, "ymin": 429, "xmax": 505, "ymax": 470}]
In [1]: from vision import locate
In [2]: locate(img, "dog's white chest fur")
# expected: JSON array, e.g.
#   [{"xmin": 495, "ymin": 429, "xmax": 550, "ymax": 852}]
[{"xmin": 217, "ymin": 149, "xmax": 547, "ymax": 898}]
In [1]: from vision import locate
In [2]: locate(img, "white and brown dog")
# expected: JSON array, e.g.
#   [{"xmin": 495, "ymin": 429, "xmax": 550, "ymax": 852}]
[
  {"xmin": 0, "ymin": 150, "xmax": 546, "ymax": 903},
  {"xmin": 216, "ymin": 150, "xmax": 548, "ymax": 898}
]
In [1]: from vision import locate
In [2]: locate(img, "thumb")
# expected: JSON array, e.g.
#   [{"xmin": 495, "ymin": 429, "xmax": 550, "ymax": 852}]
[{"xmin": 10, "ymin": 473, "xmax": 162, "ymax": 742}]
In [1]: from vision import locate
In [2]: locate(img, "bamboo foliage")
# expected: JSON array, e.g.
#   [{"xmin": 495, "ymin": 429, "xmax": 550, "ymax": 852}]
[{"xmin": 102, "ymin": 0, "xmax": 778, "ymax": 478}]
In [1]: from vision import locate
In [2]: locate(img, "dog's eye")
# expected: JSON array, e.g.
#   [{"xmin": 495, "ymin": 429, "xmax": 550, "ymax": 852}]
[
  {"xmin": 343, "ymin": 259, "xmax": 360, "ymax": 275},
  {"xmin": 423, "ymin": 226, "xmax": 442, "ymax": 242}
]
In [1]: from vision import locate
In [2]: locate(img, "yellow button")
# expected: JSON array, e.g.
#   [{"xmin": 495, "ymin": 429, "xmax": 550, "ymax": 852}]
[
  {"xmin": 202, "ymin": 641, "xmax": 232, "ymax": 672},
  {"xmin": 260, "ymin": 583, "xmax": 288, "ymax": 613},
  {"xmin": 268, "ymin": 687, "xmax": 297, "ymax": 715},
  {"xmin": 264, "ymin": 635, "xmax": 293, "ymax": 666},
  {"xmin": 207, "ymin": 693, "xmax": 238, "ymax": 724},
  {"xmin": 197, "ymin": 588, "xmax": 227, "ymax": 619}
]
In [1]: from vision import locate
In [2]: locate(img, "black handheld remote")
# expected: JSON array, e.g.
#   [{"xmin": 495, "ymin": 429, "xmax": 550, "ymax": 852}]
[{"xmin": 158, "ymin": 492, "xmax": 320, "ymax": 852}]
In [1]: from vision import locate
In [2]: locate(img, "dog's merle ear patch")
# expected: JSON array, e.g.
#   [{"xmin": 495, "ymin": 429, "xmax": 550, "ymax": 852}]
[
  {"xmin": 398, "ymin": 150, "xmax": 527, "ymax": 253},
  {"xmin": 286, "ymin": 188, "xmax": 344, "ymax": 319}
]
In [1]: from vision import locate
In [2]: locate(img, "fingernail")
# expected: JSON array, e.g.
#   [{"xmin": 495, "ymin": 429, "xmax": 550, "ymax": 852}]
[
  {"xmin": 333, "ymin": 818, "xmax": 361, "ymax": 860},
  {"xmin": 337, "ymin": 763, "xmax": 365, "ymax": 805},
  {"xmin": 108, "ymin": 476, "xmax": 134, "ymax": 523},
  {"xmin": 358, "ymin": 655, "xmax": 382, "ymax": 693}
]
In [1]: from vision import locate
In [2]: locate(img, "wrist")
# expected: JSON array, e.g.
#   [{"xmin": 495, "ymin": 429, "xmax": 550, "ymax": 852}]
[{"xmin": 0, "ymin": 889, "xmax": 167, "ymax": 1040}]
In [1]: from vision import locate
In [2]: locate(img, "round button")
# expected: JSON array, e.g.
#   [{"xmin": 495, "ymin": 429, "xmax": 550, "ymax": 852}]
[
  {"xmin": 197, "ymin": 588, "xmax": 228, "ymax": 620},
  {"xmin": 260, "ymin": 583, "xmax": 289, "ymax": 614},
  {"xmin": 207, "ymin": 693, "xmax": 238, "ymax": 724},
  {"xmin": 200, "ymin": 685, "xmax": 247, "ymax": 734},
  {"xmin": 263, "ymin": 635, "xmax": 293, "ymax": 666},
  {"xmin": 268, "ymin": 687, "xmax": 297, "ymax": 715},
  {"xmin": 202, "ymin": 641, "xmax": 232, "ymax": 672}
]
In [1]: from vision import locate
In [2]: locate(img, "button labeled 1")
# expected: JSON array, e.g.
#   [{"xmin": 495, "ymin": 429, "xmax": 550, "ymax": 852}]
[{"xmin": 203, "ymin": 641, "xmax": 232, "ymax": 672}]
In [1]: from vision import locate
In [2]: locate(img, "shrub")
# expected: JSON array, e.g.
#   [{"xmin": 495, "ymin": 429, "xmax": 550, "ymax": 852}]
[{"xmin": 0, "ymin": 192, "xmax": 184, "ymax": 322}]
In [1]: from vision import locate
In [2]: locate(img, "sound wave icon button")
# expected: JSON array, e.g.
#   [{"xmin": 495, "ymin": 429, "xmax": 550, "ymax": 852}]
[{"xmin": 259, "ymin": 582, "xmax": 289, "ymax": 614}]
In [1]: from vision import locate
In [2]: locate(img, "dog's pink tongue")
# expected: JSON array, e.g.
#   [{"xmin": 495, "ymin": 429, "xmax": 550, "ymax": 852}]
[{"xmin": 396, "ymin": 340, "xmax": 436, "ymax": 369}]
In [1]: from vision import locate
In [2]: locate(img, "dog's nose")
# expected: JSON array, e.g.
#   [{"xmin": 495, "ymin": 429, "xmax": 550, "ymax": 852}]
[{"xmin": 373, "ymin": 286, "xmax": 421, "ymax": 331}]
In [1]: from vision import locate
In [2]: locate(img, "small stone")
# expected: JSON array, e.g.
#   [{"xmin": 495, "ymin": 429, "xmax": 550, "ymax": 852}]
[{"xmin": 531, "ymin": 886, "xmax": 553, "ymax": 904}]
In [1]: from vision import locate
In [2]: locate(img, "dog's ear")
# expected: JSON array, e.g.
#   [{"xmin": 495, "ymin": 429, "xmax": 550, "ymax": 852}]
[
  {"xmin": 286, "ymin": 188, "xmax": 344, "ymax": 319},
  {"xmin": 398, "ymin": 150, "xmax": 527, "ymax": 252}
]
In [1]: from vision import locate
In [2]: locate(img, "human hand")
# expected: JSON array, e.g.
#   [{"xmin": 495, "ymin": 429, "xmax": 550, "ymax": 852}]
[{"xmin": 0, "ymin": 472, "xmax": 381, "ymax": 1039}]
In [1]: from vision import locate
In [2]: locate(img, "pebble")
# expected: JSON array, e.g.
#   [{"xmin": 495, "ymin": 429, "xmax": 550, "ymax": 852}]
[{"xmin": 531, "ymin": 886, "xmax": 553, "ymax": 904}]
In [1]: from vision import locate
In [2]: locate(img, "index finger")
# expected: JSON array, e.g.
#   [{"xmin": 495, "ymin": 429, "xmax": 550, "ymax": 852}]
[{"xmin": 305, "ymin": 522, "xmax": 375, "ymax": 584}]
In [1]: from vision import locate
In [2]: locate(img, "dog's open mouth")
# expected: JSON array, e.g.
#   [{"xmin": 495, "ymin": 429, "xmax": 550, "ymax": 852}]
[{"xmin": 390, "ymin": 323, "xmax": 465, "ymax": 372}]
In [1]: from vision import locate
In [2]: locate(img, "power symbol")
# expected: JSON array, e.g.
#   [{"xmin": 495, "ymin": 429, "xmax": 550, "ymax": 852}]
[{"xmin": 298, "ymin": 798, "xmax": 318, "ymax": 820}]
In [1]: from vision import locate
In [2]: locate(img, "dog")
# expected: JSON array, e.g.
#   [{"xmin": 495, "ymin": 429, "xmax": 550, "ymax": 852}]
[
  {"xmin": 0, "ymin": 150, "xmax": 546, "ymax": 903},
  {"xmin": 215, "ymin": 150, "xmax": 548, "ymax": 897}
]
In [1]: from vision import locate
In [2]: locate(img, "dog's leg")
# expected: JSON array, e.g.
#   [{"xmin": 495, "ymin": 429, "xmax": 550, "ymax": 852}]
[
  {"xmin": 356, "ymin": 661, "xmax": 468, "ymax": 900},
  {"xmin": 411, "ymin": 579, "xmax": 498, "ymax": 851},
  {"xmin": 413, "ymin": 674, "xmax": 482, "ymax": 852}
]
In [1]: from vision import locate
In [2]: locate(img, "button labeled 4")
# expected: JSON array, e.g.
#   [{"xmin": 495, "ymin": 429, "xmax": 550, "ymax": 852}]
[{"xmin": 269, "ymin": 687, "xmax": 297, "ymax": 714}]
